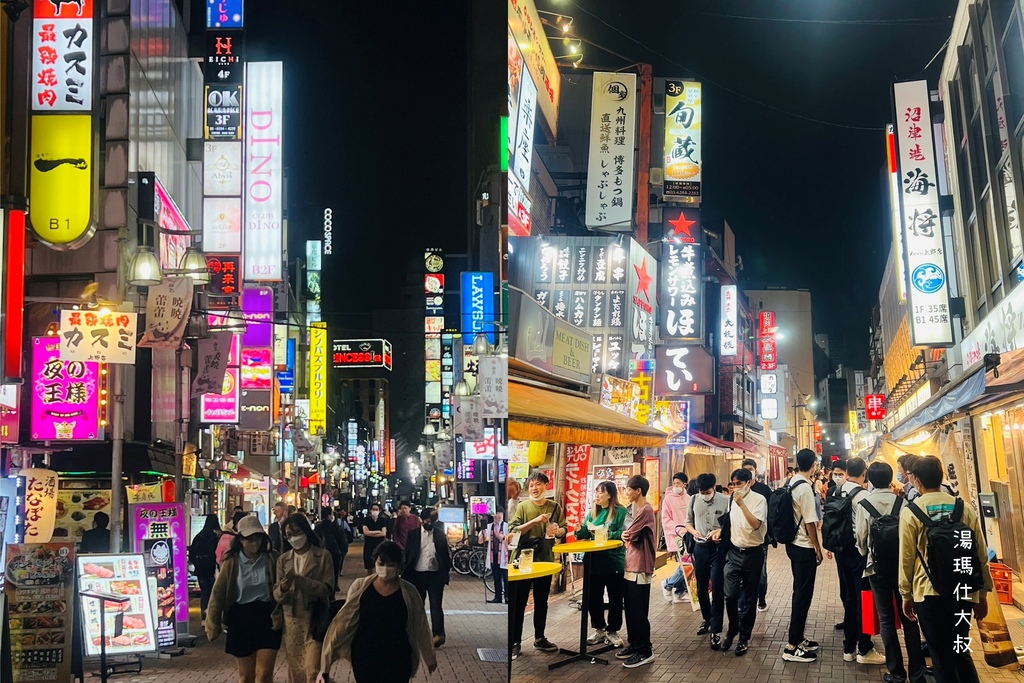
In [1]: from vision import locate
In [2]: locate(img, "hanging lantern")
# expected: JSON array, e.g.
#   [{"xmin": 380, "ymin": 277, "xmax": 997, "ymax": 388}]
[{"xmin": 527, "ymin": 441, "xmax": 548, "ymax": 467}]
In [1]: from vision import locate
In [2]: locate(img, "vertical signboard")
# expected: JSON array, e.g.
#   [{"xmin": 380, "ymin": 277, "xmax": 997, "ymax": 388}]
[
  {"xmin": 660, "ymin": 208, "xmax": 703, "ymax": 341},
  {"xmin": 129, "ymin": 503, "xmax": 189, "ymax": 647},
  {"xmin": 244, "ymin": 62, "xmax": 284, "ymax": 281},
  {"xmin": 507, "ymin": 0, "xmax": 560, "ymax": 137},
  {"xmin": 663, "ymin": 80, "xmax": 703, "ymax": 200},
  {"xmin": 460, "ymin": 272, "xmax": 495, "ymax": 344},
  {"xmin": 585, "ymin": 72, "xmax": 637, "ymax": 230},
  {"xmin": 510, "ymin": 59, "xmax": 537, "ymax": 191},
  {"xmin": 892, "ymin": 81, "xmax": 953, "ymax": 346},
  {"xmin": 309, "ymin": 322, "xmax": 327, "ymax": 435},
  {"xmin": 30, "ymin": 336, "xmax": 104, "ymax": 440},
  {"xmin": 28, "ymin": 0, "xmax": 99, "ymax": 249},
  {"xmin": 562, "ymin": 445, "xmax": 591, "ymax": 543},
  {"xmin": 206, "ymin": 0, "xmax": 243, "ymax": 27},
  {"xmin": 885, "ymin": 125, "xmax": 908, "ymax": 303},
  {"xmin": 720, "ymin": 285, "xmax": 738, "ymax": 357},
  {"xmin": 424, "ymin": 250, "xmax": 445, "ymax": 426},
  {"xmin": 507, "ymin": 31, "xmax": 533, "ymax": 237}
]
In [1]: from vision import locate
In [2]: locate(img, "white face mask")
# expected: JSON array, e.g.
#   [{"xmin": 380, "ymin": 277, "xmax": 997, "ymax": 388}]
[
  {"xmin": 701, "ymin": 493, "xmax": 715, "ymax": 502},
  {"xmin": 529, "ymin": 487, "xmax": 546, "ymax": 501},
  {"xmin": 370, "ymin": 510, "xmax": 379, "ymax": 519},
  {"xmin": 375, "ymin": 565, "xmax": 399, "ymax": 581},
  {"xmin": 288, "ymin": 535, "xmax": 307, "ymax": 550},
  {"xmin": 832, "ymin": 474, "xmax": 845, "ymax": 485},
  {"xmin": 673, "ymin": 486, "xmax": 684, "ymax": 495}
]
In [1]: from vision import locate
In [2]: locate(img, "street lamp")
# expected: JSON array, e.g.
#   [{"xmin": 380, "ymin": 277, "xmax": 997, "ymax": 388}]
[{"xmin": 127, "ymin": 246, "xmax": 162, "ymax": 287}]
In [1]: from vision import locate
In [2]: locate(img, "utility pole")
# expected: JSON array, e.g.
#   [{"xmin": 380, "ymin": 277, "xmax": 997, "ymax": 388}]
[{"xmin": 635, "ymin": 63, "xmax": 653, "ymax": 245}]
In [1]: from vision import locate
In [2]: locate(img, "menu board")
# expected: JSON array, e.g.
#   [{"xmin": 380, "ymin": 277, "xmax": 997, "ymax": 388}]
[
  {"xmin": 53, "ymin": 482, "xmax": 112, "ymax": 542},
  {"xmin": 77, "ymin": 554, "xmax": 157, "ymax": 656},
  {"xmin": 591, "ymin": 464, "xmax": 639, "ymax": 507},
  {"xmin": 129, "ymin": 503, "xmax": 188, "ymax": 647},
  {"xmin": 4, "ymin": 543, "xmax": 76, "ymax": 682}
]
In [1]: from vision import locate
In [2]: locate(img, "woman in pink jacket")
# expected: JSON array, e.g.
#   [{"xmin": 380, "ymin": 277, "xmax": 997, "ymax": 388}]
[{"xmin": 659, "ymin": 473, "xmax": 691, "ymax": 603}]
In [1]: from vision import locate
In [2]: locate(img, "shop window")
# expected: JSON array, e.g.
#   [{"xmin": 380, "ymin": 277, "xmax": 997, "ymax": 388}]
[
  {"xmin": 982, "ymin": 193, "xmax": 1004, "ymax": 284},
  {"xmin": 950, "ymin": 73, "xmax": 967, "ymax": 147}
]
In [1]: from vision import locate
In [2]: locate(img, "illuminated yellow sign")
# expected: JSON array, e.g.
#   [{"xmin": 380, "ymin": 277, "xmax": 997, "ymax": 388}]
[
  {"xmin": 28, "ymin": 114, "xmax": 96, "ymax": 248},
  {"xmin": 849, "ymin": 410, "xmax": 859, "ymax": 437},
  {"xmin": 309, "ymin": 322, "xmax": 327, "ymax": 435}
]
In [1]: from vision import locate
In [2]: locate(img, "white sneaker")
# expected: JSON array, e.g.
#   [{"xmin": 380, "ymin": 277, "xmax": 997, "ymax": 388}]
[
  {"xmin": 605, "ymin": 631, "xmax": 623, "ymax": 648},
  {"xmin": 673, "ymin": 592, "xmax": 690, "ymax": 603},
  {"xmin": 586, "ymin": 629, "xmax": 606, "ymax": 645},
  {"xmin": 856, "ymin": 649, "xmax": 887, "ymax": 665},
  {"xmin": 843, "ymin": 652, "xmax": 856, "ymax": 662},
  {"xmin": 661, "ymin": 581, "xmax": 673, "ymax": 603}
]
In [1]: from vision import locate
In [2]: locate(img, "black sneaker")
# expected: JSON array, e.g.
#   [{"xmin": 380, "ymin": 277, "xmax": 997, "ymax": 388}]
[
  {"xmin": 511, "ymin": 643, "xmax": 521, "ymax": 660},
  {"xmin": 615, "ymin": 646, "xmax": 636, "ymax": 660},
  {"xmin": 696, "ymin": 621, "xmax": 711, "ymax": 635},
  {"xmin": 721, "ymin": 633, "xmax": 736, "ymax": 652},
  {"xmin": 757, "ymin": 601, "xmax": 768, "ymax": 612},
  {"xmin": 534, "ymin": 637, "xmax": 558, "ymax": 653},
  {"xmin": 710, "ymin": 633, "xmax": 722, "ymax": 650},
  {"xmin": 622, "ymin": 651, "xmax": 655, "ymax": 669},
  {"xmin": 800, "ymin": 640, "xmax": 820, "ymax": 652},
  {"xmin": 834, "ymin": 622, "xmax": 844, "ymax": 630},
  {"xmin": 883, "ymin": 675, "xmax": 907, "ymax": 683},
  {"xmin": 736, "ymin": 640, "xmax": 749, "ymax": 657},
  {"xmin": 782, "ymin": 646, "xmax": 817, "ymax": 662}
]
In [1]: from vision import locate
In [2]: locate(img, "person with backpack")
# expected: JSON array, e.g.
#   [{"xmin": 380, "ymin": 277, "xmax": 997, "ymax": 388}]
[
  {"xmin": 855, "ymin": 460, "xmax": 928, "ymax": 683},
  {"xmin": 773, "ymin": 448, "xmax": 823, "ymax": 663},
  {"xmin": 900, "ymin": 455, "xmax": 993, "ymax": 683},
  {"xmin": 189, "ymin": 514, "xmax": 221, "ymax": 628},
  {"xmin": 316, "ymin": 507, "xmax": 347, "ymax": 588},
  {"xmin": 822, "ymin": 457, "xmax": 885, "ymax": 665}
]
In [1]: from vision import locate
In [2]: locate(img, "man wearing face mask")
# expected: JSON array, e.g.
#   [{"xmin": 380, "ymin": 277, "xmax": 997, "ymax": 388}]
[
  {"xmin": 897, "ymin": 455, "xmax": 921, "ymax": 501},
  {"xmin": 361, "ymin": 504, "xmax": 389, "ymax": 575},
  {"xmin": 660, "ymin": 472, "xmax": 691, "ymax": 603},
  {"xmin": 742, "ymin": 459, "xmax": 773, "ymax": 614},
  {"xmin": 685, "ymin": 473, "xmax": 730, "ymax": 648},
  {"xmin": 403, "ymin": 508, "xmax": 452, "ymax": 648},
  {"xmin": 717, "ymin": 468, "xmax": 768, "ymax": 657}
]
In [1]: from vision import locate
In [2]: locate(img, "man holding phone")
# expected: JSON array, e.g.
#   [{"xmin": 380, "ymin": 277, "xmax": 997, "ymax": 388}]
[{"xmin": 509, "ymin": 472, "xmax": 566, "ymax": 661}]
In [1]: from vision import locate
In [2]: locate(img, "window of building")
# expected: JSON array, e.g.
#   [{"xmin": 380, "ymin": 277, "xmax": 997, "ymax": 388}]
[
  {"xmin": 1003, "ymin": 16, "xmax": 1024, "ymax": 130},
  {"xmin": 983, "ymin": 6, "xmax": 999, "ymax": 74},
  {"xmin": 1001, "ymin": 159, "xmax": 1022, "ymax": 258}
]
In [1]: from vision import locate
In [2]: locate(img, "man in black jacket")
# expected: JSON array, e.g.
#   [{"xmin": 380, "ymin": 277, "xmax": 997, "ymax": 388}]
[
  {"xmin": 315, "ymin": 507, "xmax": 347, "ymax": 587},
  {"xmin": 403, "ymin": 508, "xmax": 452, "ymax": 648}
]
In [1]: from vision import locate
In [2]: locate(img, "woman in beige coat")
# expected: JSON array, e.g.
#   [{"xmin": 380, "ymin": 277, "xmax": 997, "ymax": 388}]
[
  {"xmin": 316, "ymin": 541, "xmax": 437, "ymax": 683},
  {"xmin": 275, "ymin": 513, "xmax": 336, "ymax": 683}
]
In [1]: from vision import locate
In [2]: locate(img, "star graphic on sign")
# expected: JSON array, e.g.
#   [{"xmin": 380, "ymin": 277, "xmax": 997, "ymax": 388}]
[
  {"xmin": 667, "ymin": 211, "xmax": 697, "ymax": 239},
  {"xmin": 634, "ymin": 258, "xmax": 654, "ymax": 302}
]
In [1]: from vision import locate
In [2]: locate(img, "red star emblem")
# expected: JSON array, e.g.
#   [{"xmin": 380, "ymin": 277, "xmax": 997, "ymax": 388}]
[
  {"xmin": 634, "ymin": 258, "xmax": 654, "ymax": 302},
  {"xmin": 667, "ymin": 211, "xmax": 697, "ymax": 240}
]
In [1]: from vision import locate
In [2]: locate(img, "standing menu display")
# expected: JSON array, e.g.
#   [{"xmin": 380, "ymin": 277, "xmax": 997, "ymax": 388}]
[
  {"xmin": 3, "ymin": 543, "xmax": 76, "ymax": 682},
  {"xmin": 77, "ymin": 555, "xmax": 157, "ymax": 656},
  {"xmin": 129, "ymin": 503, "xmax": 189, "ymax": 647}
]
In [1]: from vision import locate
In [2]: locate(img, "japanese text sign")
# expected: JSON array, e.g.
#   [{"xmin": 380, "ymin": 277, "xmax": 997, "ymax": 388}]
[
  {"xmin": 659, "ymin": 213, "xmax": 703, "ymax": 341},
  {"xmin": 759, "ymin": 311, "xmax": 776, "ymax": 338},
  {"xmin": 585, "ymin": 72, "xmax": 637, "ymax": 230},
  {"xmin": 510, "ymin": 56, "xmax": 537, "ymax": 190},
  {"xmin": 22, "ymin": 469, "xmax": 59, "ymax": 543},
  {"xmin": 129, "ymin": 503, "xmax": 189, "ymax": 639},
  {"xmin": 478, "ymin": 356, "xmax": 508, "ymax": 418},
  {"xmin": 138, "ymin": 277, "xmax": 193, "ymax": 349},
  {"xmin": 508, "ymin": 0, "xmax": 560, "ymax": 136},
  {"xmin": 199, "ymin": 367, "xmax": 239, "ymax": 423},
  {"xmin": 244, "ymin": 62, "xmax": 284, "ymax": 281},
  {"xmin": 629, "ymin": 359, "xmax": 655, "ymax": 425},
  {"xmin": 654, "ymin": 344, "xmax": 715, "ymax": 395},
  {"xmin": 60, "ymin": 309, "xmax": 136, "ymax": 364},
  {"xmin": 760, "ymin": 337, "xmax": 778, "ymax": 371},
  {"xmin": 206, "ymin": 254, "xmax": 240, "ymax": 296},
  {"xmin": 892, "ymin": 80, "xmax": 953, "ymax": 346},
  {"xmin": 32, "ymin": 0, "xmax": 94, "ymax": 112},
  {"xmin": 720, "ymin": 285, "xmax": 738, "ymax": 357},
  {"xmin": 865, "ymin": 394, "xmax": 887, "ymax": 421},
  {"xmin": 77, "ymin": 553, "xmax": 158, "ymax": 657},
  {"xmin": 207, "ymin": 0, "xmax": 242, "ymax": 27},
  {"xmin": 309, "ymin": 322, "xmax": 327, "ymax": 435},
  {"xmin": 663, "ymin": 80, "xmax": 702, "ymax": 199},
  {"xmin": 31, "ymin": 336, "xmax": 102, "ymax": 441},
  {"xmin": 562, "ymin": 444, "xmax": 591, "ymax": 543}
]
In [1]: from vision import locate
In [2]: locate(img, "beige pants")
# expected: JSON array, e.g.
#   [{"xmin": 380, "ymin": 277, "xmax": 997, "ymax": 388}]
[{"xmin": 283, "ymin": 614, "xmax": 323, "ymax": 683}]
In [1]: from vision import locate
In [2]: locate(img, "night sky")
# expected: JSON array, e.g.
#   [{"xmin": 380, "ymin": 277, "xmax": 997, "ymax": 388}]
[{"xmin": 545, "ymin": 0, "xmax": 957, "ymax": 366}]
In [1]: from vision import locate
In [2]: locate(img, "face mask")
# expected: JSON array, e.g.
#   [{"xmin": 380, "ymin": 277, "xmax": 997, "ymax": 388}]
[
  {"xmin": 288, "ymin": 535, "xmax": 307, "ymax": 550},
  {"xmin": 529, "ymin": 489, "xmax": 546, "ymax": 501},
  {"xmin": 673, "ymin": 486, "xmax": 684, "ymax": 495},
  {"xmin": 370, "ymin": 510, "xmax": 379, "ymax": 519},
  {"xmin": 376, "ymin": 565, "xmax": 399, "ymax": 581},
  {"xmin": 423, "ymin": 522, "xmax": 433, "ymax": 531},
  {"xmin": 895, "ymin": 473, "xmax": 904, "ymax": 484},
  {"xmin": 832, "ymin": 475, "xmax": 845, "ymax": 485},
  {"xmin": 701, "ymin": 493, "xmax": 715, "ymax": 502}
]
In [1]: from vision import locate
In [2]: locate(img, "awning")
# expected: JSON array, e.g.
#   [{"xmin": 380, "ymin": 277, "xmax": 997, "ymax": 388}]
[
  {"xmin": 690, "ymin": 430, "xmax": 757, "ymax": 453},
  {"xmin": 508, "ymin": 381, "xmax": 668, "ymax": 448}
]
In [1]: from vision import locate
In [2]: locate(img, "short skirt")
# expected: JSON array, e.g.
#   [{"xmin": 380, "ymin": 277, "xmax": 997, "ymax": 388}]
[{"xmin": 224, "ymin": 599, "xmax": 282, "ymax": 658}]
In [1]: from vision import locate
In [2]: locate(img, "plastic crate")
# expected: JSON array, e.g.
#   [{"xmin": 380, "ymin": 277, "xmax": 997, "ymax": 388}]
[{"xmin": 990, "ymin": 562, "xmax": 1013, "ymax": 582}]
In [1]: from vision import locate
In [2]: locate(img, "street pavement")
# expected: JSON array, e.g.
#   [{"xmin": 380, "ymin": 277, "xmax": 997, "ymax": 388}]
[
  {"xmin": 84, "ymin": 541, "xmax": 506, "ymax": 682},
  {"xmin": 512, "ymin": 544, "xmax": 1024, "ymax": 683}
]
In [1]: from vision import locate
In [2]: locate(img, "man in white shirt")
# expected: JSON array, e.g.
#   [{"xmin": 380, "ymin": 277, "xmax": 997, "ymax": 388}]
[
  {"xmin": 714, "ymin": 468, "xmax": 767, "ymax": 658},
  {"xmin": 403, "ymin": 509, "xmax": 452, "ymax": 648},
  {"xmin": 783, "ymin": 449, "xmax": 823, "ymax": 663}
]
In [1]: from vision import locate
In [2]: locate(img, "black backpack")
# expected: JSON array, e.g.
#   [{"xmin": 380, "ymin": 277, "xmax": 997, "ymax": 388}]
[
  {"xmin": 859, "ymin": 497, "xmax": 903, "ymax": 580},
  {"xmin": 767, "ymin": 479, "xmax": 809, "ymax": 545},
  {"xmin": 907, "ymin": 498, "xmax": 984, "ymax": 598},
  {"xmin": 821, "ymin": 485, "xmax": 863, "ymax": 553}
]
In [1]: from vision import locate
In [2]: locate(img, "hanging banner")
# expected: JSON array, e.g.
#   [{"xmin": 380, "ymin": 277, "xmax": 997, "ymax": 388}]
[
  {"xmin": 585, "ymin": 72, "xmax": 637, "ymax": 230},
  {"xmin": 309, "ymin": 322, "xmax": 327, "ymax": 435},
  {"xmin": 59, "ymin": 309, "xmax": 137, "ymax": 364},
  {"xmin": 125, "ymin": 483, "xmax": 163, "ymax": 504},
  {"xmin": 31, "ymin": 336, "xmax": 103, "ymax": 441},
  {"xmin": 563, "ymin": 444, "xmax": 591, "ymax": 543},
  {"xmin": 720, "ymin": 284, "xmax": 738, "ymax": 357},
  {"xmin": 663, "ymin": 80, "xmax": 703, "ymax": 200},
  {"xmin": 5, "ymin": 543, "xmax": 75, "ymax": 683},
  {"xmin": 192, "ymin": 332, "xmax": 232, "ymax": 398},
  {"xmin": 478, "ymin": 356, "xmax": 508, "ymax": 419},
  {"xmin": 129, "ymin": 503, "xmax": 189, "ymax": 646},
  {"xmin": 22, "ymin": 469, "xmax": 59, "ymax": 544},
  {"xmin": 138, "ymin": 278, "xmax": 193, "ymax": 348}
]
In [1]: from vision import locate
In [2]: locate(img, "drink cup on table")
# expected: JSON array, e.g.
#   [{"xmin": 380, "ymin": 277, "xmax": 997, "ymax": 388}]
[{"xmin": 520, "ymin": 548, "xmax": 534, "ymax": 572}]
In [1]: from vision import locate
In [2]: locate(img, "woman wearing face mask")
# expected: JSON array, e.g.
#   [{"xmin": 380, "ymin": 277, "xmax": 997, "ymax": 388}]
[
  {"xmin": 659, "ymin": 473, "xmax": 692, "ymax": 604},
  {"xmin": 575, "ymin": 480, "xmax": 628, "ymax": 647},
  {"xmin": 316, "ymin": 542, "xmax": 436, "ymax": 683},
  {"xmin": 275, "ymin": 514, "xmax": 336, "ymax": 683},
  {"xmin": 361, "ymin": 504, "xmax": 389, "ymax": 575}
]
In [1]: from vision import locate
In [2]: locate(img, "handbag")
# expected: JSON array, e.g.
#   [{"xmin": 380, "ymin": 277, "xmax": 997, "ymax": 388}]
[{"xmin": 310, "ymin": 597, "xmax": 345, "ymax": 641}]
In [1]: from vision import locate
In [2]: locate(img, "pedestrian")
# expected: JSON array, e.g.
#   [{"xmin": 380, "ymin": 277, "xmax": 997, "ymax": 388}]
[
  {"xmin": 659, "ymin": 472, "xmax": 691, "ymax": 603},
  {"xmin": 275, "ymin": 513, "xmax": 336, "ymax": 683},
  {"xmin": 361, "ymin": 503, "xmax": 389, "ymax": 574},
  {"xmin": 509, "ymin": 472, "xmax": 565, "ymax": 660},
  {"xmin": 402, "ymin": 507, "xmax": 452, "ymax": 648},
  {"xmin": 189, "ymin": 514, "xmax": 221, "ymax": 627},
  {"xmin": 316, "ymin": 542, "xmax": 437, "ymax": 683},
  {"xmin": 315, "ymin": 507, "xmax": 348, "ymax": 589},
  {"xmin": 855, "ymin": 460, "xmax": 928, "ymax": 683},
  {"xmin": 507, "ymin": 478, "xmax": 522, "ymax": 523},
  {"xmin": 900, "ymin": 455, "xmax": 993, "ymax": 683},
  {"xmin": 391, "ymin": 501, "xmax": 422, "ymax": 551},
  {"xmin": 80, "ymin": 511, "xmax": 111, "ymax": 554},
  {"xmin": 718, "ymin": 468, "xmax": 768, "ymax": 657},
  {"xmin": 217, "ymin": 510, "xmax": 247, "ymax": 567},
  {"xmin": 782, "ymin": 448, "xmax": 824, "ymax": 663},
  {"xmin": 333, "ymin": 508, "xmax": 351, "ymax": 576},
  {"xmin": 897, "ymin": 455, "xmax": 921, "ymax": 501},
  {"xmin": 686, "ymin": 473, "xmax": 729, "ymax": 648},
  {"xmin": 615, "ymin": 474, "xmax": 656, "ymax": 669},
  {"xmin": 575, "ymin": 480, "xmax": 627, "ymax": 648},
  {"xmin": 269, "ymin": 502, "xmax": 291, "ymax": 555},
  {"xmin": 205, "ymin": 515, "xmax": 282, "ymax": 683},
  {"xmin": 742, "ymin": 458, "xmax": 773, "ymax": 613},
  {"xmin": 824, "ymin": 457, "xmax": 886, "ymax": 664},
  {"xmin": 484, "ymin": 508, "xmax": 508, "ymax": 604}
]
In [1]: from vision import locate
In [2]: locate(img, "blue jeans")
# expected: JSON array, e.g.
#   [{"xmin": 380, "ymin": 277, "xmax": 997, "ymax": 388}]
[{"xmin": 664, "ymin": 563, "xmax": 688, "ymax": 595}]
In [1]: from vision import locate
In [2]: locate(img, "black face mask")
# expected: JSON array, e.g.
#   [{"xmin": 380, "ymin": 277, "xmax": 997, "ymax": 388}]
[{"xmin": 423, "ymin": 522, "xmax": 434, "ymax": 531}]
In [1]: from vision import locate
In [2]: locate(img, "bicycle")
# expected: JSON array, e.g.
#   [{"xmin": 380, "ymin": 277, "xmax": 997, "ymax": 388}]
[{"xmin": 450, "ymin": 541, "xmax": 474, "ymax": 576}]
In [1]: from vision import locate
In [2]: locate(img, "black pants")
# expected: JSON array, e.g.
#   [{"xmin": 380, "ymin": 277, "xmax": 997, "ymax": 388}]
[
  {"xmin": 724, "ymin": 546, "xmax": 764, "ymax": 641},
  {"xmin": 622, "ymin": 578, "xmax": 652, "ymax": 655},
  {"xmin": 198, "ymin": 572, "xmax": 215, "ymax": 616},
  {"xmin": 407, "ymin": 569, "xmax": 446, "ymax": 637},
  {"xmin": 758, "ymin": 545, "xmax": 768, "ymax": 603},
  {"xmin": 836, "ymin": 549, "xmax": 874, "ymax": 655},
  {"xmin": 869, "ymin": 574, "xmax": 925, "ymax": 679},
  {"xmin": 511, "ymin": 576, "xmax": 551, "ymax": 645},
  {"xmin": 786, "ymin": 544, "xmax": 818, "ymax": 646},
  {"xmin": 915, "ymin": 596, "xmax": 980, "ymax": 683},
  {"xmin": 493, "ymin": 566, "xmax": 508, "ymax": 602},
  {"xmin": 588, "ymin": 572, "xmax": 623, "ymax": 632},
  {"xmin": 692, "ymin": 542, "xmax": 725, "ymax": 633}
]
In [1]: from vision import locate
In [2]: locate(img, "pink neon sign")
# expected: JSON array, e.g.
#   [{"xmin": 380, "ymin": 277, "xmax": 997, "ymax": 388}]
[{"xmin": 30, "ymin": 336, "xmax": 103, "ymax": 440}]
